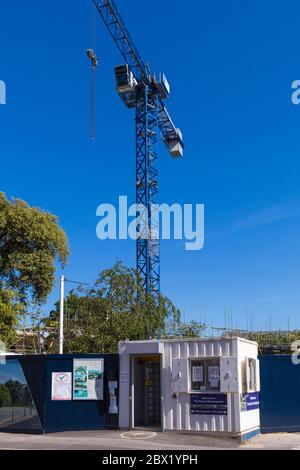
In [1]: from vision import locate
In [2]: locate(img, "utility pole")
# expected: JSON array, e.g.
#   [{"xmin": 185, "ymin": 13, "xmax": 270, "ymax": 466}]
[{"xmin": 59, "ymin": 275, "xmax": 65, "ymax": 355}]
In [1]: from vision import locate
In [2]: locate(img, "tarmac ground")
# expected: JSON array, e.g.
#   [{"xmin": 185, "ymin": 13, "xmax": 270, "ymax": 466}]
[{"xmin": 0, "ymin": 429, "xmax": 300, "ymax": 450}]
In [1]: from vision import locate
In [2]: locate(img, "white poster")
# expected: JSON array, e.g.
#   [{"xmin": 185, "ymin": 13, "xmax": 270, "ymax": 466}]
[
  {"xmin": 109, "ymin": 381, "xmax": 118, "ymax": 390},
  {"xmin": 109, "ymin": 396, "xmax": 118, "ymax": 415},
  {"xmin": 208, "ymin": 366, "xmax": 220, "ymax": 388},
  {"xmin": 192, "ymin": 366, "xmax": 204, "ymax": 382},
  {"xmin": 51, "ymin": 372, "xmax": 72, "ymax": 401},
  {"xmin": 109, "ymin": 381, "xmax": 118, "ymax": 397},
  {"xmin": 73, "ymin": 359, "xmax": 104, "ymax": 400}
]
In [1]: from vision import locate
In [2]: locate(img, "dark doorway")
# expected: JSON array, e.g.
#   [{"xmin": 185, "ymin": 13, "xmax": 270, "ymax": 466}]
[{"xmin": 133, "ymin": 356, "xmax": 161, "ymax": 429}]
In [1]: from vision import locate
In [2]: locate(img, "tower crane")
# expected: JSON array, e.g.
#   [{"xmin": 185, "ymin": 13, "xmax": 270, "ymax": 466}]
[{"xmin": 93, "ymin": 0, "xmax": 184, "ymax": 297}]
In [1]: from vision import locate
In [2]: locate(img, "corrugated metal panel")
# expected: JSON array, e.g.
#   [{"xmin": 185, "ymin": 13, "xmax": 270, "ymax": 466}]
[
  {"xmin": 118, "ymin": 338, "xmax": 259, "ymax": 435},
  {"xmin": 162, "ymin": 339, "xmax": 234, "ymax": 433}
]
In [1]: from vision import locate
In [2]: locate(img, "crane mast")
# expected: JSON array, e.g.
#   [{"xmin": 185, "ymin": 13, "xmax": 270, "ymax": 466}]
[{"xmin": 93, "ymin": 0, "xmax": 183, "ymax": 297}]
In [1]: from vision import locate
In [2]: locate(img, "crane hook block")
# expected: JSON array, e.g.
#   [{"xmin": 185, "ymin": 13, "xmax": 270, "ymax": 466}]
[{"xmin": 86, "ymin": 49, "xmax": 98, "ymax": 67}]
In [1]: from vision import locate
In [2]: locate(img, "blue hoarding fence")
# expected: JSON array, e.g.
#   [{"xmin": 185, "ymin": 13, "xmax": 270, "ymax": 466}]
[
  {"xmin": 260, "ymin": 355, "xmax": 300, "ymax": 433},
  {"xmin": 0, "ymin": 354, "xmax": 119, "ymax": 434}
]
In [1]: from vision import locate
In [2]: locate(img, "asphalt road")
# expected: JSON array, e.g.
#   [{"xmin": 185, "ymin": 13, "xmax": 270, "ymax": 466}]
[{"xmin": 0, "ymin": 430, "xmax": 300, "ymax": 450}]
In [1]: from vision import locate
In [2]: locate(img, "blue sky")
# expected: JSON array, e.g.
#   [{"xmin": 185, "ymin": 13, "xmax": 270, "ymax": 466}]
[
  {"xmin": 1, "ymin": 0, "xmax": 300, "ymax": 331},
  {"xmin": 0, "ymin": 360, "xmax": 26, "ymax": 385}
]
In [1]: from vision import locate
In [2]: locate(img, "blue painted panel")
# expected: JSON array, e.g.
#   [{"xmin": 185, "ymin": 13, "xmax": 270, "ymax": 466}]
[
  {"xmin": 44, "ymin": 354, "xmax": 119, "ymax": 433},
  {"xmin": 260, "ymin": 355, "xmax": 300, "ymax": 433},
  {"xmin": 240, "ymin": 428, "xmax": 261, "ymax": 442},
  {"xmin": 19, "ymin": 355, "xmax": 46, "ymax": 428},
  {"xmin": 0, "ymin": 354, "xmax": 119, "ymax": 434}
]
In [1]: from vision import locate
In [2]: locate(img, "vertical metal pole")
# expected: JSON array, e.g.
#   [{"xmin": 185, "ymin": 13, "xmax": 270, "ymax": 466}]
[{"xmin": 59, "ymin": 275, "xmax": 65, "ymax": 355}]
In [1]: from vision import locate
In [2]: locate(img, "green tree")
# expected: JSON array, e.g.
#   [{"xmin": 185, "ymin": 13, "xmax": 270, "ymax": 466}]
[
  {"xmin": 166, "ymin": 320, "xmax": 206, "ymax": 339},
  {"xmin": 0, "ymin": 289, "xmax": 22, "ymax": 347},
  {"xmin": 0, "ymin": 192, "xmax": 69, "ymax": 304},
  {"xmin": 46, "ymin": 262, "xmax": 192, "ymax": 354},
  {"xmin": 46, "ymin": 262, "xmax": 205, "ymax": 353},
  {"xmin": 5, "ymin": 380, "xmax": 25, "ymax": 405},
  {"xmin": 245, "ymin": 330, "xmax": 300, "ymax": 353},
  {"xmin": 0, "ymin": 384, "xmax": 11, "ymax": 407}
]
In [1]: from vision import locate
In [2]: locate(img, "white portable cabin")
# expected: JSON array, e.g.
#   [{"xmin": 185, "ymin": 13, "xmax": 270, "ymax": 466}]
[{"xmin": 118, "ymin": 337, "xmax": 260, "ymax": 441}]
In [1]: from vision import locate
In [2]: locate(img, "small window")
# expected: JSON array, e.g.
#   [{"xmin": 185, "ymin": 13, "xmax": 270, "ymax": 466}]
[
  {"xmin": 190, "ymin": 358, "xmax": 220, "ymax": 392},
  {"xmin": 247, "ymin": 358, "xmax": 257, "ymax": 392}
]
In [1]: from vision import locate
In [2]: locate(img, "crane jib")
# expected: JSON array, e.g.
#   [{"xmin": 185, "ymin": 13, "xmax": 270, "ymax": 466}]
[{"xmin": 93, "ymin": 0, "xmax": 150, "ymax": 82}]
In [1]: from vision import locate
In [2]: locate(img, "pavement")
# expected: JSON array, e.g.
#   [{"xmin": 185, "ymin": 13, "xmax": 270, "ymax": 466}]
[{"xmin": 0, "ymin": 429, "xmax": 300, "ymax": 450}]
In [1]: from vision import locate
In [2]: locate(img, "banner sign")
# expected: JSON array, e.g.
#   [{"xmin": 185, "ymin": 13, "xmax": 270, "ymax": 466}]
[
  {"xmin": 73, "ymin": 359, "xmax": 104, "ymax": 400},
  {"xmin": 51, "ymin": 372, "xmax": 72, "ymax": 401},
  {"xmin": 191, "ymin": 393, "xmax": 228, "ymax": 415},
  {"xmin": 240, "ymin": 392, "xmax": 260, "ymax": 412}
]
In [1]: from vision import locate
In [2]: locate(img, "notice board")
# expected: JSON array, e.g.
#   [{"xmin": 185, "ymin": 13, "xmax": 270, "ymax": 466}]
[{"xmin": 73, "ymin": 359, "xmax": 104, "ymax": 400}]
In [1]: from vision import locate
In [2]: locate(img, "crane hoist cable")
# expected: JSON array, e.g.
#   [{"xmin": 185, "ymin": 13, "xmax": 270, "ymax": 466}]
[{"xmin": 86, "ymin": 49, "xmax": 98, "ymax": 142}]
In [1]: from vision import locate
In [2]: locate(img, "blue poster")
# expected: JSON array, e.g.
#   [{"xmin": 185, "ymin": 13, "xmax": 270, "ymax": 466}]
[
  {"xmin": 191, "ymin": 394, "xmax": 228, "ymax": 415},
  {"xmin": 240, "ymin": 392, "xmax": 260, "ymax": 412}
]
